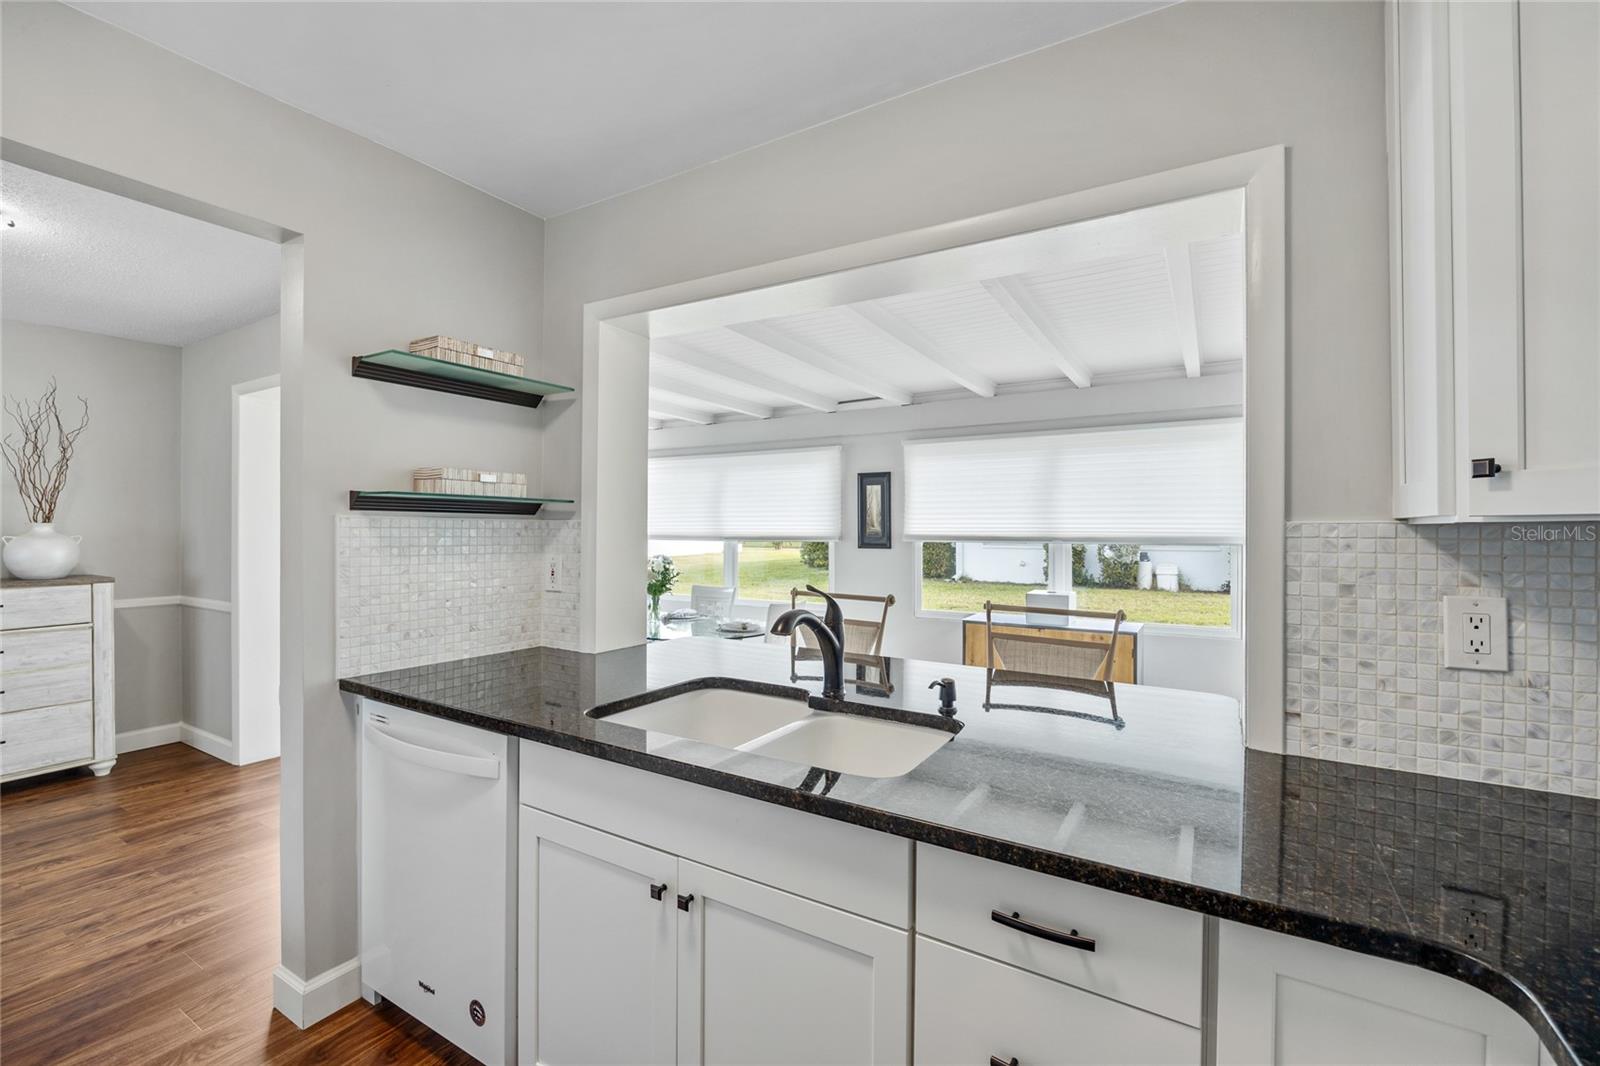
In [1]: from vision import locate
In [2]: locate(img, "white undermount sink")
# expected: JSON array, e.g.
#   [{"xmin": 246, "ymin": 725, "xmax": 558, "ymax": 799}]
[
  {"xmin": 596, "ymin": 689, "xmax": 953, "ymax": 778},
  {"xmin": 598, "ymin": 688, "xmax": 811, "ymax": 748}
]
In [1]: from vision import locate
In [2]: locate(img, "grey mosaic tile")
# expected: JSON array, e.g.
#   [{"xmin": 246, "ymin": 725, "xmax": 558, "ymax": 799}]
[
  {"xmin": 1285, "ymin": 521, "xmax": 1599, "ymax": 797},
  {"xmin": 336, "ymin": 514, "xmax": 581, "ymax": 676}
]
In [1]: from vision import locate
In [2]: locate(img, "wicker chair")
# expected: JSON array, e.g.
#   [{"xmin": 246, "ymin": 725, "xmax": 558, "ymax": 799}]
[{"xmin": 981, "ymin": 601, "xmax": 1125, "ymax": 714}]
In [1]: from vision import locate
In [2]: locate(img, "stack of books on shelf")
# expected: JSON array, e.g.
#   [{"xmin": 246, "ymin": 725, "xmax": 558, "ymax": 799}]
[
  {"xmin": 409, "ymin": 335, "xmax": 525, "ymax": 376},
  {"xmin": 411, "ymin": 467, "xmax": 529, "ymax": 498}
]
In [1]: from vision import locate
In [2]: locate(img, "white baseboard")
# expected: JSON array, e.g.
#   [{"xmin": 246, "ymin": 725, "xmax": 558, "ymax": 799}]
[
  {"xmin": 180, "ymin": 723, "xmax": 237, "ymax": 765},
  {"xmin": 116, "ymin": 723, "xmax": 182, "ymax": 752},
  {"xmin": 272, "ymin": 958, "xmax": 362, "ymax": 1029}
]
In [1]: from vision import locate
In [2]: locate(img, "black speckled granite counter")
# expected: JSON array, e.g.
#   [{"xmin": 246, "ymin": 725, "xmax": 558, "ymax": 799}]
[{"xmin": 341, "ymin": 641, "xmax": 1597, "ymax": 1066}]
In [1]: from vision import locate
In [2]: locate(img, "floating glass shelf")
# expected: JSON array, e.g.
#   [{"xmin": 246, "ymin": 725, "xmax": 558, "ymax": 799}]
[
  {"xmin": 351, "ymin": 349, "xmax": 574, "ymax": 408},
  {"xmin": 348, "ymin": 491, "xmax": 574, "ymax": 516}
]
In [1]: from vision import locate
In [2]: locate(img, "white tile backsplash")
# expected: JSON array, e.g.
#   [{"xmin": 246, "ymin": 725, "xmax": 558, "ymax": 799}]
[
  {"xmin": 1285, "ymin": 521, "xmax": 1598, "ymax": 796},
  {"xmin": 336, "ymin": 514, "xmax": 580, "ymax": 676}
]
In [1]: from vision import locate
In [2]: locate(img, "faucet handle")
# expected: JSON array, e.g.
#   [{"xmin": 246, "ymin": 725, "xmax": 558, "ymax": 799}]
[{"xmin": 806, "ymin": 585, "xmax": 845, "ymax": 643}]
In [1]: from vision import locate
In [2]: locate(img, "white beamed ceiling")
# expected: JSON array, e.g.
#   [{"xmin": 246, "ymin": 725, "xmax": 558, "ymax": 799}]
[{"xmin": 648, "ymin": 230, "xmax": 1245, "ymax": 425}]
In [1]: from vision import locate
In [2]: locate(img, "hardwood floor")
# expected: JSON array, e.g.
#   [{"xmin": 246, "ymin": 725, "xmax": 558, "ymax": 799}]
[{"xmin": 1, "ymin": 743, "xmax": 475, "ymax": 1065}]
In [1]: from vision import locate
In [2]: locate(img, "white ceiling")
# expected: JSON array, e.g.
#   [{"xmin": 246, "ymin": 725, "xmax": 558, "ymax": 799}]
[
  {"xmin": 72, "ymin": 1, "xmax": 1169, "ymax": 219},
  {"xmin": 647, "ymin": 189, "xmax": 1244, "ymax": 426},
  {"xmin": 0, "ymin": 162, "xmax": 281, "ymax": 348}
]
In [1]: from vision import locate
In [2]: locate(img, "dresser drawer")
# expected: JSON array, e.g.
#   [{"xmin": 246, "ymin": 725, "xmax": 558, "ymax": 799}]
[
  {"xmin": 0, "ymin": 702, "xmax": 93, "ymax": 776},
  {"xmin": 915, "ymin": 844, "xmax": 1203, "ymax": 1026},
  {"xmin": 914, "ymin": 937, "xmax": 1200, "ymax": 1066},
  {"xmin": 1, "ymin": 627, "xmax": 94, "ymax": 713},
  {"xmin": 1, "ymin": 585, "xmax": 92, "ymax": 630}
]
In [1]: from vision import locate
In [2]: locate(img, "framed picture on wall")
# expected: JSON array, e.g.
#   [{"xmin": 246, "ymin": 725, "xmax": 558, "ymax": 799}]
[{"xmin": 857, "ymin": 472, "xmax": 891, "ymax": 549}]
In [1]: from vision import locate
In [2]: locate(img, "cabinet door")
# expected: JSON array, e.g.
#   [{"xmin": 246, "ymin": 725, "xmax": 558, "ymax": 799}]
[
  {"xmin": 914, "ymin": 937, "xmax": 1200, "ymax": 1066},
  {"xmin": 1454, "ymin": 0, "xmax": 1599, "ymax": 516},
  {"xmin": 519, "ymin": 810, "xmax": 677, "ymax": 1066},
  {"xmin": 1216, "ymin": 921, "xmax": 1538, "ymax": 1066},
  {"xmin": 676, "ymin": 859, "xmax": 908, "ymax": 1065}
]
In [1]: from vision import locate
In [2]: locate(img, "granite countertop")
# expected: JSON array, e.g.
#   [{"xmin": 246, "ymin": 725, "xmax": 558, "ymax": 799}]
[
  {"xmin": 340, "ymin": 641, "xmax": 1597, "ymax": 1066},
  {"xmin": 0, "ymin": 573, "xmax": 114, "ymax": 587},
  {"xmin": 961, "ymin": 610, "xmax": 1145, "ymax": 634}
]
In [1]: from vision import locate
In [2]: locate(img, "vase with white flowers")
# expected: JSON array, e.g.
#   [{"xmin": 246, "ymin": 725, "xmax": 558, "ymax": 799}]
[
  {"xmin": 2, "ymin": 380, "xmax": 90, "ymax": 580},
  {"xmin": 646, "ymin": 554, "xmax": 680, "ymax": 638}
]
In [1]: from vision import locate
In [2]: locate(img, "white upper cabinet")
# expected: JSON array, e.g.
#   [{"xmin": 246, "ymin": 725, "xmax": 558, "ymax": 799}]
[{"xmin": 1389, "ymin": 0, "xmax": 1600, "ymax": 520}]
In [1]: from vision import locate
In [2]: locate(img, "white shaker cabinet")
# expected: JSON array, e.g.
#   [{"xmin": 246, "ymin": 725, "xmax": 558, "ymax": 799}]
[
  {"xmin": 677, "ymin": 859, "xmax": 907, "ymax": 1066},
  {"xmin": 518, "ymin": 804, "xmax": 908, "ymax": 1066},
  {"xmin": 518, "ymin": 810, "xmax": 678, "ymax": 1066},
  {"xmin": 1388, "ymin": 0, "xmax": 1600, "ymax": 520},
  {"xmin": 1216, "ymin": 921, "xmax": 1538, "ymax": 1066}
]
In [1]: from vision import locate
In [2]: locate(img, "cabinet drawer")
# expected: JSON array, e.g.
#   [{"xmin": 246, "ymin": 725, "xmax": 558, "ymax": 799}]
[
  {"xmin": 915, "ymin": 937, "xmax": 1200, "ymax": 1066},
  {"xmin": 1, "ymin": 627, "xmax": 94, "ymax": 713},
  {"xmin": 1, "ymin": 586, "xmax": 92, "ymax": 630},
  {"xmin": 915, "ymin": 844, "xmax": 1203, "ymax": 1025},
  {"xmin": 1, "ymin": 702, "xmax": 93, "ymax": 776}
]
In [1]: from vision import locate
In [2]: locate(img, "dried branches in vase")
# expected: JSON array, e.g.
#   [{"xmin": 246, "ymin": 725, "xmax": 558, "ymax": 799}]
[{"xmin": 2, "ymin": 380, "xmax": 90, "ymax": 580}]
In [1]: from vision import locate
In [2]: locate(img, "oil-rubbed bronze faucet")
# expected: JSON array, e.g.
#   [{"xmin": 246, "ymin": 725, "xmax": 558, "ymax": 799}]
[{"xmin": 769, "ymin": 584, "xmax": 846, "ymax": 699}]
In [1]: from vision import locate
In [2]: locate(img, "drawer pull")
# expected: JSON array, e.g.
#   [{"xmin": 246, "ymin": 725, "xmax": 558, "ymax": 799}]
[
  {"xmin": 649, "ymin": 882, "xmax": 668, "ymax": 901},
  {"xmin": 990, "ymin": 1058, "xmax": 1019, "ymax": 1066},
  {"xmin": 677, "ymin": 893, "xmax": 695, "ymax": 912},
  {"xmin": 991, "ymin": 909, "xmax": 1096, "ymax": 952}
]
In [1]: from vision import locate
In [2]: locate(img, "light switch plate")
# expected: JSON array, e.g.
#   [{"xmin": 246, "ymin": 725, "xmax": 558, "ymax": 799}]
[
  {"xmin": 1442, "ymin": 594, "xmax": 1508, "ymax": 671},
  {"xmin": 544, "ymin": 555, "xmax": 562, "ymax": 593}
]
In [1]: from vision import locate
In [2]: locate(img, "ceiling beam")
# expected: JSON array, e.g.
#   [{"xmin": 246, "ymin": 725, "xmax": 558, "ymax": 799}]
[
  {"xmin": 646, "ymin": 396, "xmax": 715, "ymax": 424},
  {"xmin": 650, "ymin": 373, "xmax": 774, "ymax": 419},
  {"xmin": 980, "ymin": 277, "xmax": 1093, "ymax": 388},
  {"xmin": 845, "ymin": 304, "xmax": 996, "ymax": 398},
  {"xmin": 1165, "ymin": 243, "xmax": 1202, "ymax": 378},
  {"xmin": 726, "ymin": 322, "xmax": 913, "ymax": 406},
  {"xmin": 652, "ymin": 337, "xmax": 837, "ymax": 413}
]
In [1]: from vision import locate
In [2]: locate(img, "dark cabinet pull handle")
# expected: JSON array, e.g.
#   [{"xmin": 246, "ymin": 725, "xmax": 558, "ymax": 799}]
[
  {"xmin": 991, "ymin": 909, "xmax": 1096, "ymax": 952},
  {"xmin": 1471, "ymin": 457, "xmax": 1502, "ymax": 479},
  {"xmin": 991, "ymin": 1058, "xmax": 1019, "ymax": 1066},
  {"xmin": 677, "ymin": 893, "xmax": 695, "ymax": 911},
  {"xmin": 649, "ymin": 883, "xmax": 668, "ymax": 901}
]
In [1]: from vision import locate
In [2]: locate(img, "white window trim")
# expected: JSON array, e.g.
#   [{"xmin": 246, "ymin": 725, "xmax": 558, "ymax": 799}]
[
  {"xmin": 587, "ymin": 147, "xmax": 1285, "ymax": 752},
  {"xmin": 912, "ymin": 539, "xmax": 1242, "ymax": 637}
]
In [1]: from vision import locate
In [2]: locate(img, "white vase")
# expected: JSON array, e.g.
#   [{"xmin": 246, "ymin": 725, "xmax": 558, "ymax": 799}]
[{"xmin": 2, "ymin": 523, "xmax": 82, "ymax": 580}]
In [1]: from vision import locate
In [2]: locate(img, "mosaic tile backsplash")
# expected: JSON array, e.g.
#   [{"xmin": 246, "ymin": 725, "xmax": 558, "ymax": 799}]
[
  {"xmin": 1285, "ymin": 521, "xmax": 1599, "ymax": 797},
  {"xmin": 336, "ymin": 514, "xmax": 580, "ymax": 676}
]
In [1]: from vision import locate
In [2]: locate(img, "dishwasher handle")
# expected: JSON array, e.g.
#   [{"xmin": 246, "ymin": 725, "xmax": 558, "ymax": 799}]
[{"xmin": 364, "ymin": 721, "xmax": 501, "ymax": 780}]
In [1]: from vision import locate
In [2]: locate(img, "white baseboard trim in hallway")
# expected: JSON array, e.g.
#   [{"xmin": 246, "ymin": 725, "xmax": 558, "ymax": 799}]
[
  {"xmin": 116, "ymin": 723, "xmax": 182, "ymax": 752},
  {"xmin": 180, "ymin": 723, "xmax": 237, "ymax": 764},
  {"xmin": 273, "ymin": 958, "xmax": 362, "ymax": 1029}
]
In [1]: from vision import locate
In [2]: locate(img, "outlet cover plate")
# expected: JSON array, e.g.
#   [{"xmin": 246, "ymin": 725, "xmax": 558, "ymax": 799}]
[{"xmin": 1442, "ymin": 594, "xmax": 1509, "ymax": 671}]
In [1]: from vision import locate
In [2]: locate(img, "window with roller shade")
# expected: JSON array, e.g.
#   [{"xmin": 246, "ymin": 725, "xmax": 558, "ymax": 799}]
[
  {"xmin": 906, "ymin": 421, "xmax": 1243, "ymax": 627},
  {"xmin": 648, "ymin": 447, "xmax": 841, "ymax": 603}
]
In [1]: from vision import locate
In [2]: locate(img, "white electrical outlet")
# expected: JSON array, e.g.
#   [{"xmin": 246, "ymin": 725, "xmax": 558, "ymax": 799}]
[
  {"xmin": 544, "ymin": 555, "xmax": 563, "ymax": 593},
  {"xmin": 1442, "ymin": 594, "xmax": 1508, "ymax": 671}
]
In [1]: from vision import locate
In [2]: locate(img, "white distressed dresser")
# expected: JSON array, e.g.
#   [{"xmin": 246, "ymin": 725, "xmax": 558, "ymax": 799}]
[{"xmin": 0, "ymin": 575, "xmax": 116, "ymax": 781}]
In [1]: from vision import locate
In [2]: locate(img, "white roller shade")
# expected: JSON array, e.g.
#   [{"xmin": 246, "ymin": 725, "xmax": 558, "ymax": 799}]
[
  {"xmin": 903, "ymin": 421, "xmax": 1244, "ymax": 543},
  {"xmin": 649, "ymin": 446, "xmax": 842, "ymax": 540}
]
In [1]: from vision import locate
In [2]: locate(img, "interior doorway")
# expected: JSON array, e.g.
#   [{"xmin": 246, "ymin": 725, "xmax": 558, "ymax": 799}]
[{"xmin": 233, "ymin": 375, "xmax": 281, "ymax": 764}]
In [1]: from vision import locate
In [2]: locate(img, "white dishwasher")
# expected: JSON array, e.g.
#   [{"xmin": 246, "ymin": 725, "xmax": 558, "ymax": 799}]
[{"xmin": 359, "ymin": 698, "xmax": 516, "ymax": 1064}]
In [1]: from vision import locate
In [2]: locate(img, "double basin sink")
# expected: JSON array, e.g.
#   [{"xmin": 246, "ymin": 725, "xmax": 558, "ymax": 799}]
[{"xmin": 588, "ymin": 687, "xmax": 955, "ymax": 778}]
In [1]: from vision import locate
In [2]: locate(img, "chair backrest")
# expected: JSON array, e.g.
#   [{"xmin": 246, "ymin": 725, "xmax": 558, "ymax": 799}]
[
  {"xmin": 762, "ymin": 601, "xmax": 790, "ymax": 645},
  {"xmin": 982, "ymin": 601, "xmax": 1125, "ymax": 710},
  {"xmin": 789, "ymin": 588, "xmax": 895, "ymax": 662},
  {"xmin": 689, "ymin": 584, "xmax": 736, "ymax": 619}
]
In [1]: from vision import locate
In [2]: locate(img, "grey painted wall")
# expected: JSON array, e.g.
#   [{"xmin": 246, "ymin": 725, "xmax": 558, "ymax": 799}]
[
  {"xmin": 3, "ymin": 2, "xmax": 547, "ymax": 982},
  {"xmin": 180, "ymin": 313, "xmax": 279, "ymax": 740},
  {"xmin": 1, "ymin": 319, "xmax": 184, "ymax": 733},
  {"xmin": 542, "ymin": 0, "xmax": 1391, "ymax": 524}
]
